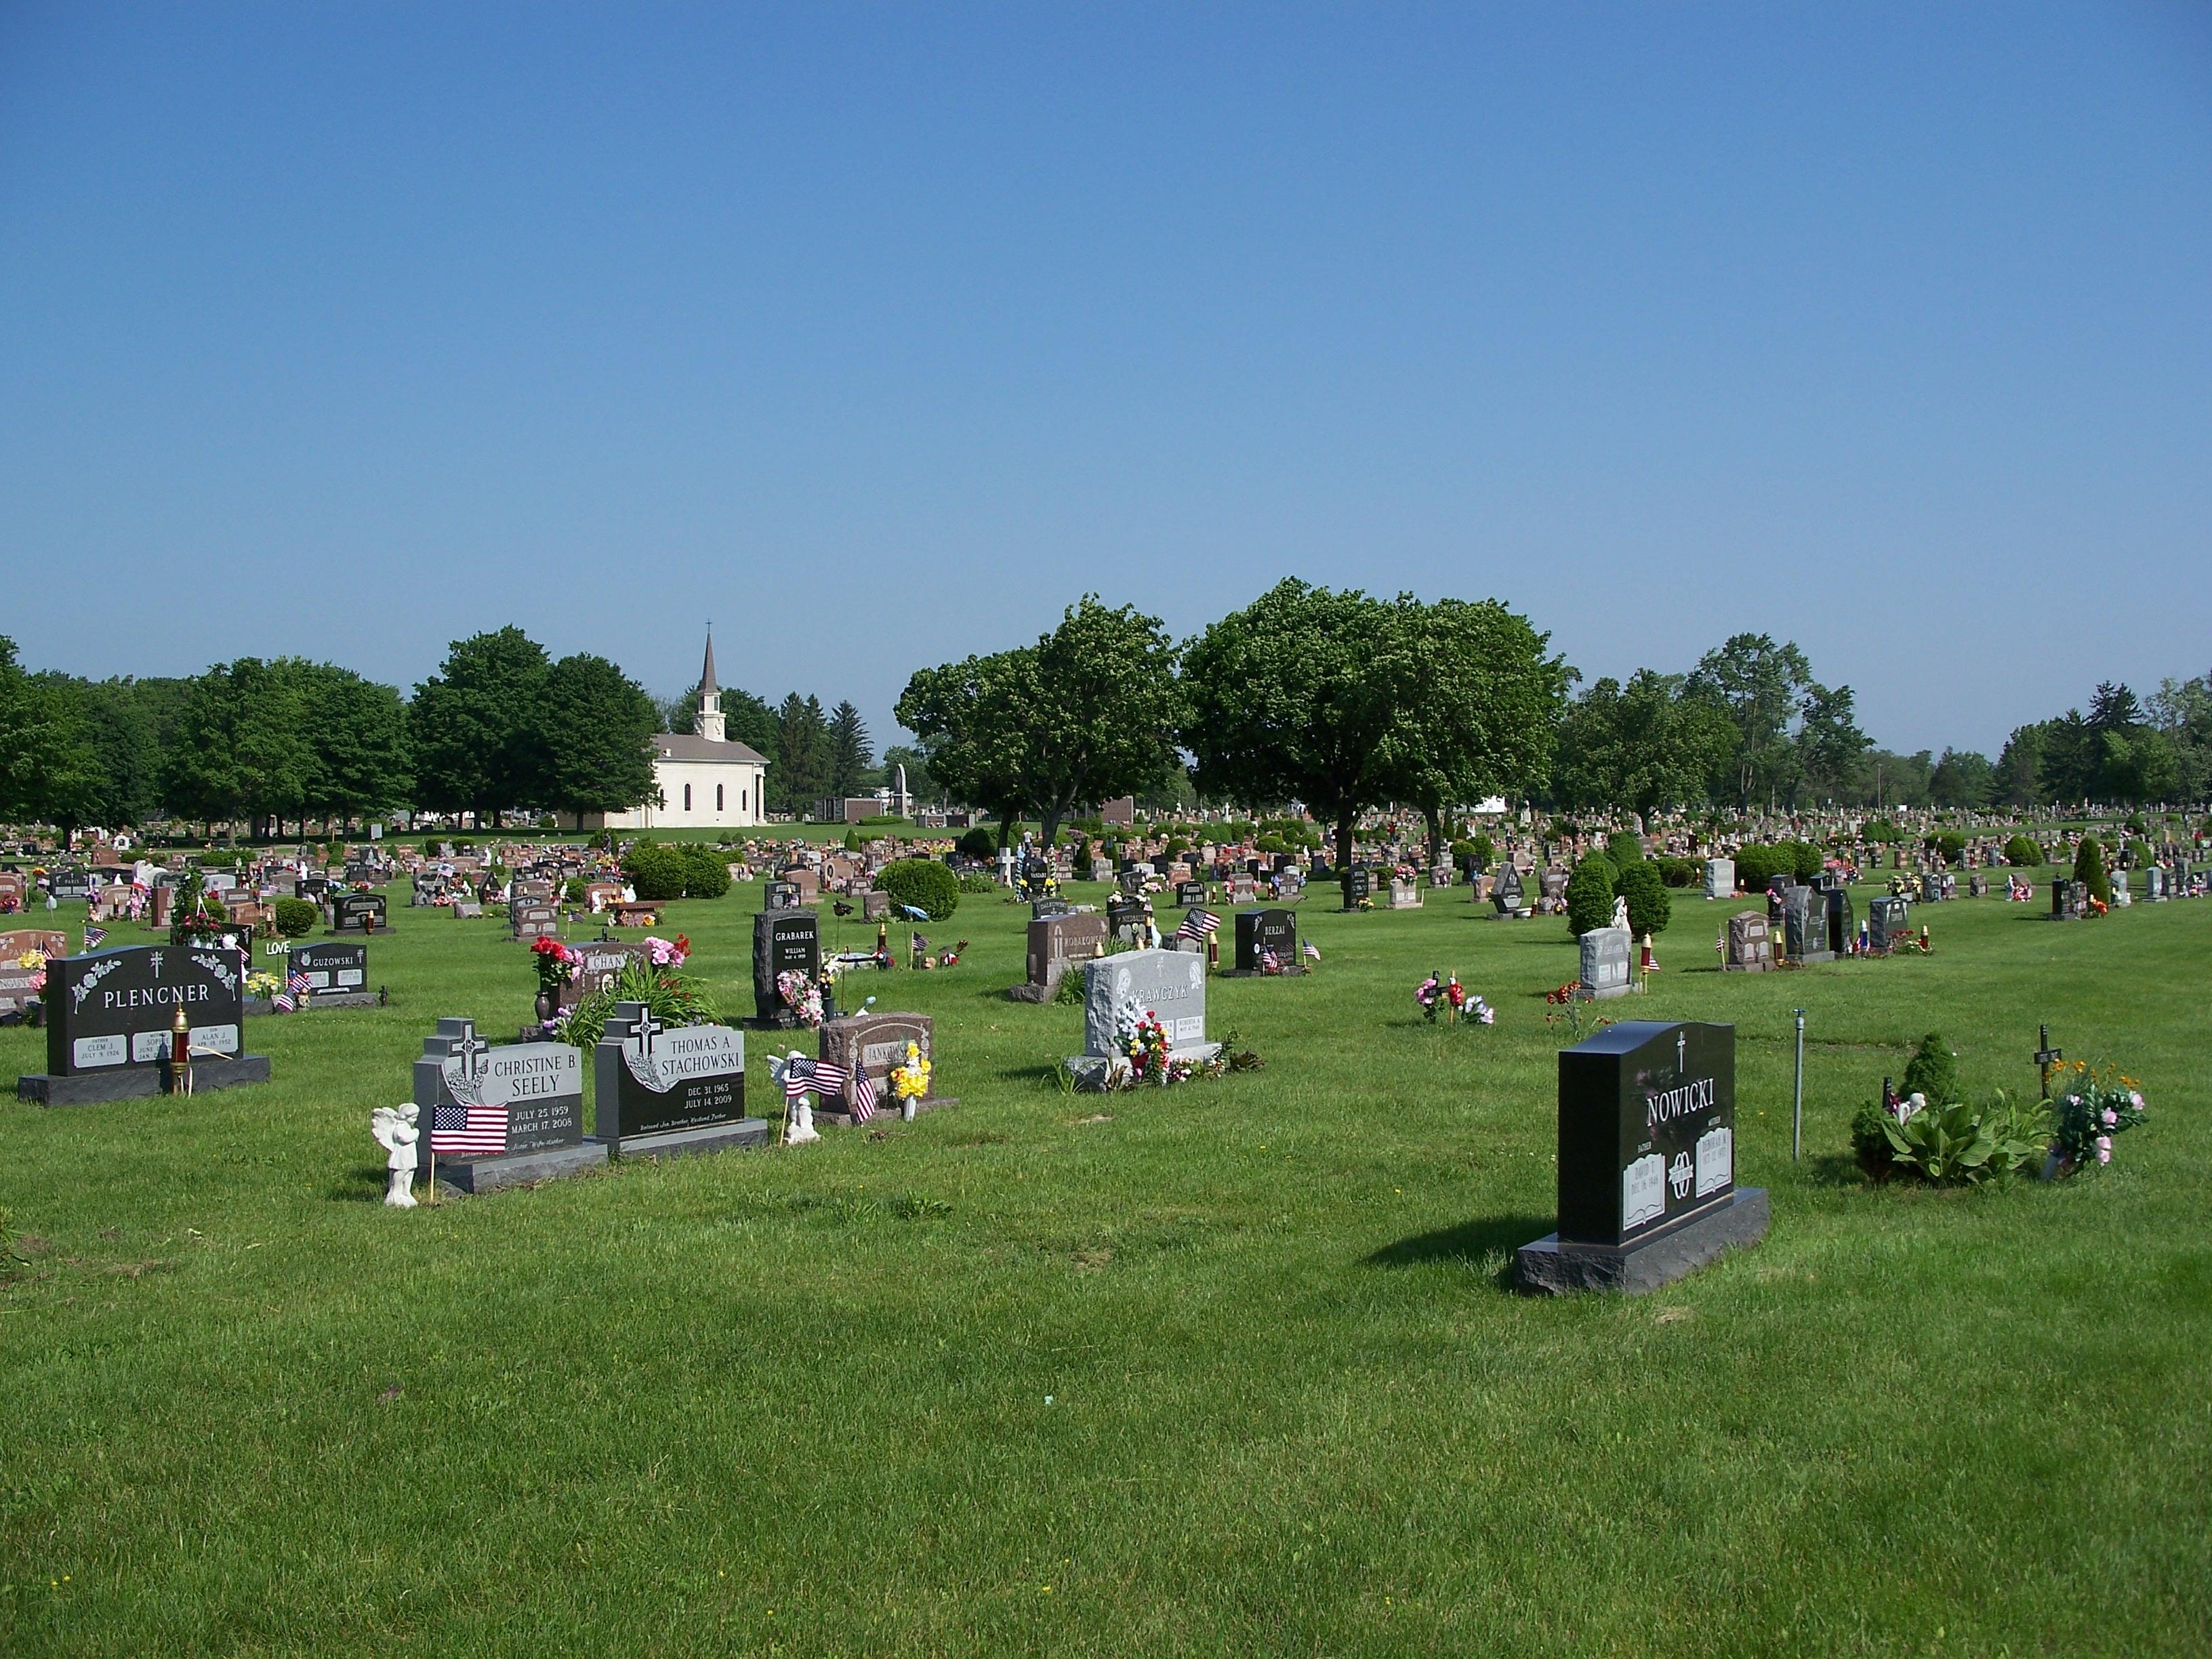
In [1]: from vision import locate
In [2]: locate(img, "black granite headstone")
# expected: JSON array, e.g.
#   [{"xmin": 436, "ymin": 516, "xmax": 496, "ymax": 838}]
[
  {"xmin": 1340, "ymin": 866, "xmax": 1372, "ymax": 909},
  {"xmin": 1231, "ymin": 907, "xmax": 1300, "ymax": 974},
  {"xmin": 1517, "ymin": 1020, "xmax": 1765, "ymax": 1293},
  {"xmin": 752, "ymin": 909, "xmax": 820, "ymax": 1025},
  {"xmin": 289, "ymin": 940, "xmax": 371, "ymax": 1004},
  {"xmin": 595, "ymin": 1001, "xmax": 761, "ymax": 1156},
  {"xmin": 19, "ymin": 942, "xmax": 270, "ymax": 1103},
  {"xmin": 1868, "ymin": 896, "xmax": 1908, "ymax": 952}
]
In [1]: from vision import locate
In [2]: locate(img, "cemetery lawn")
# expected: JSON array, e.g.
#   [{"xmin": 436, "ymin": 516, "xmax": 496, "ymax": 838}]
[{"xmin": 3, "ymin": 880, "xmax": 2208, "ymax": 1657}]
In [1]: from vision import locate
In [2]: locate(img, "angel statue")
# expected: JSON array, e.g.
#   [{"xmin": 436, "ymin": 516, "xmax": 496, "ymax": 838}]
[
  {"xmin": 771, "ymin": 1052, "xmax": 821, "ymax": 1145},
  {"xmin": 371, "ymin": 1103, "xmax": 421, "ymax": 1208},
  {"xmin": 1609, "ymin": 895, "xmax": 1632, "ymax": 933}
]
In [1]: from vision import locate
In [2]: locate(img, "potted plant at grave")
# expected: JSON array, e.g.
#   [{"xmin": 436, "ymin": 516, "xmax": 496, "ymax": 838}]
[{"xmin": 2043, "ymin": 1063, "xmax": 2148, "ymax": 1179}]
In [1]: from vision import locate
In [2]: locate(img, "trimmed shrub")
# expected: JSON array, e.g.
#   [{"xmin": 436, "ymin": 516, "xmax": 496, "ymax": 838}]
[
  {"xmin": 1934, "ymin": 831, "xmax": 1967, "ymax": 866},
  {"xmin": 622, "ymin": 840, "xmax": 687, "ymax": 902},
  {"xmin": 1789, "ymin": 840, "xmax": 1824, "ymax": 883},
  {"xmin": 956, "ymin": 827, "xmax": 997, "ymax": 861},
  {"xmin": 1732, "ymin": 845, "xmax": 1782, "ymax": 890},
  {"xmin": 2003, "ymin": 835, "xmax": 2042, "ymax": 869},
  {"xmin": 1605, "ymin": 830, "xmax": 1645, "ymax": 872},
  {"xmin": 1615, "ymin": 860, "xmax": 1671, "ymax": 938},
  {"xmin": 1656, "ymin": 855, "xmax": 1700, "ymax": 888},
  {"xmin": 879, "ymin": 857, "xmax": 960, "ymax": 921},
  {"xmin": 2125, "ymin": 812, "xmax": 2148, "ymax": 836},
  {"xmin": 1469, "ymin": 831, "xmax": 1496, "ymax": 870},
  {"xmin": 1564, "ymin": 854, "xmax": 1616, "ymax": 938},
  {"xmin": 2074, "ymin": 836, "xmax": 2110, "ymax": 907},
  {"xmin": 1901, "ymin": 1033, "xmax": 1960, "ymax": 1107},
  {"xmin": 675, "ymin": 842, "xmax": 731, "ymax": 899},
  {"xmin": 272, "ymin": 897, "xmax": 320, "ymax": 939},
  {"xmin": 956, "ymin": 871, "xmax": 996, "ymax": 895}
]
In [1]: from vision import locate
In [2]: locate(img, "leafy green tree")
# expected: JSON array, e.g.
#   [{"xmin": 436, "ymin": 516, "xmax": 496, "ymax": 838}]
[
  {"xmin": 1382, "ymin": 597, "xmax": 1565, "ymax": 865},
  {"xmin": 295, "ymin": 664, "xmax": 412, "ymax": 831},
  {"xmin": 18, "ymin": 673, "xmax": 107, "ymax": 844},
  {"xmin": 1790, "ymin": 682, "xmax": 1869, "ymax": 806},
  {"xmin": 541, "ymin": 653, "xmax": 660, "ymax": 829},
  {"xmin": 2036, "ymin": 710, "xmax": 2100, "ymax": 803},
  {"xmin": 1928, "ymin": 748, "xmax": 1994, "ymax": 809},
  {"xmin": 897, "ymin": 650, "xmax": 1038, "ymax": 849},
  {"xmin": 1017, "ymin": 597, "xmax": 1183, "ymax": 851},
  {"xmin": 826, "ymin": 701, "xmax": 874, "ymax": 798},
  {"xmin": 2146, "ymin": 672, "xmax": 2212, "ymax": 800},
  {"xmin": 1181, "ymin": 581, "xmax": 1425, "ymax": 870},
  {"xmin": 74, "ymin": 677, "xmax": 168, "ymax": 830},
  {"xmin": 1686, "ymin": 633, "xmax": 1814, "ymax": 811},
  {"xmin": 161, "ymin": 659, "xmax": 317, "ymax": 839},
  {"xmin": 1551, "ymin": 670, "xmax": 1734, "ymax": 819},
  {"xmin": 409, "ymin": 628, "xmax": 552, "ymax": 827}
]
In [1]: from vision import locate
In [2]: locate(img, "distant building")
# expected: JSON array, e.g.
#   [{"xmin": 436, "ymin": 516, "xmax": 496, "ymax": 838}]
[{"xmin": 584, "ymin": 632, "xmax": 768, "ymax": 831}]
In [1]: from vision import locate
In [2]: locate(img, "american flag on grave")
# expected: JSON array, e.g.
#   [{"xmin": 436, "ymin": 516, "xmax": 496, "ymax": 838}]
[
  {"xmin": 274, "ymin": 967, "xmax": 310, "ymax": 1013},
  {"xmin": 430, "ymin": 1100, "xmax": 507, "ymax": 1158},
  {"xmin": 1261, "ymin": 947, "xmax": 1281, "ymax": 973},
  {"xmin": 1176, "ymin": 909, "xmax": 1220, "ymax": 943},
  {"xmin": 783, "ymin": 1056, "xmax": 823, "ymax": 1099},
  {"xmin": 848, "ymin": 1062, "xmax": 877, "ymax": 1124},
  {"xmin": 83, "ymin": 924, "xmax": 108, "ymax": 951},
  {"xmin": 1302, "ymin": 940, "xmax": 1320, "ymax": 963}
]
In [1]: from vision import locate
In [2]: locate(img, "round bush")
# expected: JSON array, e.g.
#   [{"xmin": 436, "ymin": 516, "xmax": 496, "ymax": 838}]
[
  {"xmin": 272, "ymin": 897, "xmax": 320, "ymax": 939},
  {"xmin": 676, "ymin": 842, "xmax": 731, "ymax": 899},
  {"xmin": 1789, "ymin": 840, "xmax": 1824, "ymax": 883},
  {"xmin": 622, "ymin": 840, "xmax": 687, "ymax": 902},
  {"xmin": 2003, "ymin": 834, "xmax": 2042, "ymax": 869},
  {"xmin": 1605, "ymin": 830, "xmax": 1645, "ymax": 871},
  {"xmin": 1935, "ymin": 831, "xmax": 1967, "ymax": 866},
  {"xmin": 879, "ymin": 857, "xmax": 960, "ymax": 921},
  {"xmin": 956, "ymin": 827, "xmax": 997, "ymax": 861},
  {"xmin": 1615, "ymin": 859, "xmax": 1671, "ymax": 938},
  {"xmin": 1656, "ymin": 855, "xmax": 1699, "ymax": 888},
  {"xmin": 956, "ymin": 871, "xmax": 996, "ymax": 895},
  {"xmin": 2073, "ymin": 836, "xmax": 2110, "ymax": 907},
  {"xmin": 1564, "ymin": 854, "xmax": 1616, "ymax": 938},
  {"xmin": 1732, "ymin": 845, "xmax": 1779, "ymax": 890}
]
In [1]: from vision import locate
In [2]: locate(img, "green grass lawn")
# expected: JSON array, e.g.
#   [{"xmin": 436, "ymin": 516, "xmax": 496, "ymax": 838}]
[{"xmin": 3, "ymin": 873, "xmax": 2207, "ymax": 1656}]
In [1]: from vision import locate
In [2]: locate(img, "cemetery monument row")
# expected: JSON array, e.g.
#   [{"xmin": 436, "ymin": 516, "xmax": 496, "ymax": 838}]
[
  {"xmin": 1517, "ymin": 1020, "xmax": 1767, "ymax": 1294},
  {"xmin": 19, "ymin": 942, "xmax": 272, "ymax": 1105}
]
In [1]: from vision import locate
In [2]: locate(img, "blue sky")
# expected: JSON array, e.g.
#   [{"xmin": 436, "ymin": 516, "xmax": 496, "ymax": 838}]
[{"xmin": 3, "ymin": 3, "xmax": 2207, "ymax": 757}]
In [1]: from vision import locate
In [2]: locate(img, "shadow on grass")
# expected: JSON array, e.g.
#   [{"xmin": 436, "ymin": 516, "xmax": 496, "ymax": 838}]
[
  {"xmin": 1366, "ymin": 1214, "xmax": 1550, "ymax": 1288},
  {"xmin": 328, "ymin": 1164, "xmax": 390, "ymax": 1204}
]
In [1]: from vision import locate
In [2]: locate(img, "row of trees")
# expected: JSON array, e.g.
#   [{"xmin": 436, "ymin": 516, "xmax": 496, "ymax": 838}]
[{"xmin": 898, "ymin": 583, "xmax": 1565, "ymax": 867}]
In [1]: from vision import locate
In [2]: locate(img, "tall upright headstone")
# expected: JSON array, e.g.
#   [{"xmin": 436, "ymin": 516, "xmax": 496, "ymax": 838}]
[
  {"xmin": 752, "ymin": 909, "xmax": 821, "ymax": 1025},
  {"xmin": 1517, "ymin": 1020, "xmax": 1767, "ymax": 1294},
  {"xmin": 1067, "ymin": 948, "xmax": 1216, "ymax": 1089},
  {"xmin": 594, "ymin": 1002, "xmax": 762, "ymax": 1158},
  {"xmin": 413, "ymin": 1017, "xmax": 598, "ymax": 1193}
]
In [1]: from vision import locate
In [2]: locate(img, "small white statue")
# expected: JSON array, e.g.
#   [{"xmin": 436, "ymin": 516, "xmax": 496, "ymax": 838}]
[
  {"xmin": 371, "ymin": 1103, "xmax": 420, "ymax": 1208},
  {"xmin": 773, "ymin": 1051, "xmax": 821, "ymax": 1143},
  {"xmin": 1610, "ymin": 895, "xmax": 1632, "ymax": 933}
]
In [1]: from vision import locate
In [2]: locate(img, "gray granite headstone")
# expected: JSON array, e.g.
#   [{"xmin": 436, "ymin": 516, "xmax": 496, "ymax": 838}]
[
  {"xmin": 1577, "ymin": 927, "xmax": 1633, "ymax": 999},
  {"xmin": 1070, "ymin": 947, "xmax": 1214, "ymax": 1086}
]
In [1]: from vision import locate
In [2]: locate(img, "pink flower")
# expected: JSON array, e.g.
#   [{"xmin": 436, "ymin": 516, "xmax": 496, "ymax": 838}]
[
  {"xmin": 2130, "ymin": 1091, "xmax": 2144, "ymax": 1109},
  {"xmin": 2102, "ymin": 1107, "xmax": 2117, "ymax": 1127}
]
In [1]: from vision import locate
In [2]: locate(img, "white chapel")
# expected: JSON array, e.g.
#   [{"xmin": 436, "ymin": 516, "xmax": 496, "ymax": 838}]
[{"xmin": 585, "ymin": 632, "xmax": 769, "ymax": 831}]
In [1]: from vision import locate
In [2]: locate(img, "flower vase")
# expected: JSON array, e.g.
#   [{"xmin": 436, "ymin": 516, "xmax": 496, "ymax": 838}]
[
  {"xmin": 2040, "ymin": 1147, "xmax": 2073, "ymax": 1182},
  {"xmin": 903, "ymin": 1098, "xmax": 916, "ymax": 1122},
  {"xmin": 534, "ymin": 989, "xmax": 557, "ymax": 1025}
]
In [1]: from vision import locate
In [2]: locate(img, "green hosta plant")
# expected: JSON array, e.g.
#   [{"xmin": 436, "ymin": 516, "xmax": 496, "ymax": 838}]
[{"xmin": 1881, "ymin": 1090, "xmax": 2047, "ymax": 1186}]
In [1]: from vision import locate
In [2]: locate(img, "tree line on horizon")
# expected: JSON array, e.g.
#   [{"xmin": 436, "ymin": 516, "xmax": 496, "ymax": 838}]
[
  {"xmin": 0, "ymin": 628, "xmax": 913, "ymax": 843},
  {"xmin": 3, "ymin": 604, "xmax": 2206, "ymax": 847}
]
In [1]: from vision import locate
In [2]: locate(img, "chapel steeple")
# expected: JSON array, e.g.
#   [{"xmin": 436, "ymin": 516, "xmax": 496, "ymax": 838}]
[{"xmin": 695, "ymin": 630, "xmax": 726, "ymax": 743}]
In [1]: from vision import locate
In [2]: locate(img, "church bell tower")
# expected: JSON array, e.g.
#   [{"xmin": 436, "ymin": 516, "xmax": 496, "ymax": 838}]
[{"xmin": 695, "ymin": 631, "xmax": 726, "ymax": 743}]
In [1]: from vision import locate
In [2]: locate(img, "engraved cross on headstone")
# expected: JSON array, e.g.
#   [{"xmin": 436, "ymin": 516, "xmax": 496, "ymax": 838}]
[
  {"xmin": 626, "ymin": 1007, "xmax": 664, "ymax": 1058},
  {"xmin": 452, "ymin": 1019, "xmax": 489, "ymax": 1084}
]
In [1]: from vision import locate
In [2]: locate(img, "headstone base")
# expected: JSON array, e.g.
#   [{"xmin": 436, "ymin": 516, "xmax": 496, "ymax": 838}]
[
  {"xmin": 1219, "ymin": 966, "xmax": 1307, "ymax": 979},
  {"xmin": 1515, "ymin": 1188, "xmax": 1769, "ymax": 1295},
  {"xmin": 1719, "ymin": 961, "xmax": 1772, "ymax": 974},
  {"xmin": 245, "ymin": 991, "xmax": 381, "ymax": 1017},
  {"xmin": 425, "ymin": 1139, "xmax": 608, "ymax": 1195},
  {"xmin": 1573, "ymin": 981, "xmax": 1633, "ymax": 1002},
  {"xmin": 17, "ymin": 1053, "xmax": 272, "ymax": 1105},
  {"xmin": 324, "ymin": 925, "xmax": 396, "ymax": 936},
  {"xmin": 1787, "ymin": 951, "xmax": 1837, "ymax": 966},
  {"xmin": 814, "ymin": 1096, "xmax": 956, "ymax": 1128},
  {"xmin": 602, "ymin": 1119, "xmax": 769, "ymax": 1160},
  {"xmin": 1004, "ymin": 982, "xmax": 1053, "ymax": 1004},
  {"xmin": 1065, "ymin": 1043, "xmax": 1221, "ymax": 1092}
]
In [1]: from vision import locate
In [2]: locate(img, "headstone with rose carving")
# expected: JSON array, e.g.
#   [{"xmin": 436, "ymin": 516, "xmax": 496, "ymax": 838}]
[{"xmin": 18, "ymin": 942, "xmax": 271, "ymax": 1105}]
